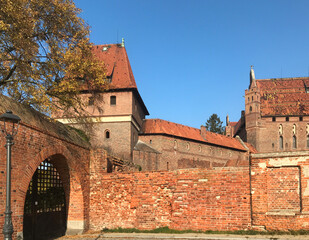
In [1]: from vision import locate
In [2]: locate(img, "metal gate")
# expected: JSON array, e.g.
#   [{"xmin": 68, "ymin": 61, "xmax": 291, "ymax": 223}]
[{"xmin": 23, "ymin": 159, "xmax": 67, "ymax": 240}]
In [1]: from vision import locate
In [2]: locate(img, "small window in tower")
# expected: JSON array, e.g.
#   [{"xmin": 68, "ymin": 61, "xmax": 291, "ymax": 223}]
[
  {"xmin": 105, "ymin": 130, "xmax": 110, "ymax": 139},
  {"xmin": 293, "ymin": 135, "xmax": 297, "ymax": 149},
  {"xmin": 300, "ymin": 116, "xmax": 303, "ymax": 121},
  {"xmin": 307, "ymin": 135, "xmax": 309, "ymax": 148},
  {"xmin": 249, "ymin": 106, "xmax": 252, "ymax": 112},
  {"xmin": 252, "ymin": 96, "xmax": 253, "ymax": 101},
  {"xmin": 286, "ymin": 116, "xmax": 289, "ymax": 122},
  {"xmin": 279, "ymin": 136, "xmax": 283, "ymax": 149},
  {"xmin": 110, "ymin": 96, "xmax": 116, "ymax": 105},
  {"xmin": 272, "ymin": 117, "xmax": 276, "ymax": 122},
  {"xmin": 150, "ymin": 140, "xmax": 152, "ymax": 144},
  {"xmin": 174, "ymin": 140, "xmax": 177, "ymax": 149},
  {"xmin": 88, "ymin": 96, "xmax": 94, "ymax": 106},
  {"xmin": 248, "ymin": 97, "xmax": 250, "ymax": 102},
  {"xmin": 186, "ymin": 143, "xmax": 190, "ymax": 150},
  {"xmin": 167, "ymin": 162, "xmax": 169, "ymax": 171}
]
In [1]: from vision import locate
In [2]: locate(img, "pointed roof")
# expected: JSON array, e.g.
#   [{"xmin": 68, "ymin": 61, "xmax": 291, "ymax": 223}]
[
  {"xmin": 142, "ymin": 119, "xmax": 249, "ymax": 151},
  {"xmin": 249, "ymin": 65, "xmax": 256, "ymax": 89},
  {"xmin": 92, "ymin": 44, "xmax": 137, "ymax": 89},
  {"xmin": 256, "ymin": 77, "xmax": 309, "ymax": 116}
]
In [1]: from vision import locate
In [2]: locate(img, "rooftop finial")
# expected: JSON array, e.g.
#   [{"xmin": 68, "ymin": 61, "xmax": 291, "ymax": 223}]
[
  {"xmin": 121, "ymin": 38, "xmax": 125, "ymax": 47},
  {"xmin": 249, "ymin": 65, "xmax": 256, "ymax": 88}
]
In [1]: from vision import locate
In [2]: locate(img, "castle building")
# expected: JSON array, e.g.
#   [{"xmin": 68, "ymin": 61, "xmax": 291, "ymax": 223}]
[
  {"xmin": 227, "ymin": 66, "xmax": 309, "ymax": 153},
  {"xmin": 54, "ymin": 42, "xmax": 256, "ymax": 170}
]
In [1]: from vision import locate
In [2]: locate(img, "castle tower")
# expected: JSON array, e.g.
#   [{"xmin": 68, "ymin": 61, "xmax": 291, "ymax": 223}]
[
  {"xmin": 54, "ymin": 42, "xmax": 149, "ymax": 161},
  {"xmin": 245, "ymin": 66, "xmax": 261, "ymax": 150}
]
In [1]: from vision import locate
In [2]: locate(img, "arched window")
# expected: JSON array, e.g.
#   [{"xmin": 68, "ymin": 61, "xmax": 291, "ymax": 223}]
[
  {"xmin": 174, "ymin": 140, "xmax": 177, "ymax": 149},
  {"xmin": 307, "ymin": 136, "xmax": 309, "ymax": 148},
  {"xmin": 105, "ymin": 130, "xmax": 110, "ymax": 139},
  {"xmin": 279, "ymin": 124, "xmax": 283, "ymax": 135},
  {"xmin": 186, "ymin": 143, "xmax": 190, "ymax": 150},
  {"xmin": 293, "ymin": 135, "xmax": 297, "ymax": 149},
  {"xmin": 249, "ymin": 106, "xmax": 252, "ymax": 112},
  {"xmin": 279, "ymin": 136, "xmax": 283, "ymax": 150},
  {"xmin": 292, "ymin": 124, "xmax": 296, "ymax": 135}
]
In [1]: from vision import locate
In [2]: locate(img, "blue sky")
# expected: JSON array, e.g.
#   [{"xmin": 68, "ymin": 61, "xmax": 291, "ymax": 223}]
[{"xmin": 74, "ymin": 0, "xmax": 309, "ymax": 128}]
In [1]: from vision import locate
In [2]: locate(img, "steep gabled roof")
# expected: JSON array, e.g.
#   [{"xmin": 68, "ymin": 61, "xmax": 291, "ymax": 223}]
[
  {"xmin": 92, "ymin": 44, "xmax": 137, "ymax": 89},
  {"xmin": 256, "ymin": 77, "xmax": 309, "ymax": 116},
  {"xmin": 142, "ymin": 119, "xmax": 248, "ymax": 151}
]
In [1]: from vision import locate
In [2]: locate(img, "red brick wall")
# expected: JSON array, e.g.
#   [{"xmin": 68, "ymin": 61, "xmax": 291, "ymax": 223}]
[
  {"xmin": 89, "ymin": 167, "xmax": 251, "ymax": 231},
  {"xmin": 251, "ymin": 153, "xmax": 309, "ymax": 230},
  {"xmin": 136, "ymin": 135, "xmax": 248, "ymax": 171},
  {"xmin": 0, "ymin": 123, "xmax": 90, "ymax": 239}
]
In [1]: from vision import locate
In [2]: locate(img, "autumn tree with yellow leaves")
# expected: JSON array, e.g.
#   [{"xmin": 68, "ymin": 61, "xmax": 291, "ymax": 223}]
[{"xmin": 0, "ymin": 0, "xmax": 107, "ymax": 115}]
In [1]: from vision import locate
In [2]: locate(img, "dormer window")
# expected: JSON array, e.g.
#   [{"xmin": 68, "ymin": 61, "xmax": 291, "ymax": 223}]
[{"xmin": 110, "ymin": 96, "xmax": 116, "ymax": 105}]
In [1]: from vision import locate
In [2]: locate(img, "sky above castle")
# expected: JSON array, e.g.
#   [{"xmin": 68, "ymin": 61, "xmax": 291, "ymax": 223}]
[{"xmin": 74, "ymin": 0, "xmax": 309, "ymax": 128}]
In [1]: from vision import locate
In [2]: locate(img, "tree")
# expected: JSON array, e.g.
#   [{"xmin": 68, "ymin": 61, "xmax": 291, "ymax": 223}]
[
  {"xmin": 0, "ymin": 0, "xmax": 107, "ymax": 115},
  {"xmin": 205, "ymin": 114, "xmax": 225, "ymax": 134}
]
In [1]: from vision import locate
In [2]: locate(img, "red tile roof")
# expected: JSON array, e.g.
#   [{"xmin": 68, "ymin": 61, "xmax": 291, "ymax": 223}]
[
  {"xmin": 92, "ymin": 44, "xmax": 137, "ymax": 89},
  {"xmin": 142, "ymin": 119, "xmax": 248, "ymax": 151},
  {"xmin": 256, "ymin": 77, "xmax": 309, "ymax": 116}
]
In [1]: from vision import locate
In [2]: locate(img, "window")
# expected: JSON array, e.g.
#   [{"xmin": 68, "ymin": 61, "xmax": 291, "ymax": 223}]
[
  {"xmin": 286, "ymin": 116, "xmax": 289, "ymax": 122},
  {"xmin": 249, "ymin": 106, "xmax": 252, "ymax": 112},
  {"xmin": 293, "ymin": 135, "xmax": 297, "ymax": 149},
  {"xmin": 300, "ymin": 116, "xmax": 303, "ymax": 121},
  {"xmin": 167, "ymin": 162, "xmax": 169, "ymax": 171},
  {"xmin": 279, "ymin": 136, "xmax": 283, "ymax": 149},
  {"xmin": 279, "ymin": 124, "xmax": 283, "ymax": 135},
  {"xmin": 186, "ymin": 143, "xmax": 190, "ymax": 150},
  {"xmin": 174, "ymin": 140, "xmax": 177, "ymax": 149},
  {"xmin": 293, "ymin": 124, "xmax": 296, "ymax": 135},
  {"xmin": 150, "ymin": 140, "xmax": 152, "ymax": 144},
  {"xmin": 307, "ymin": 136, "xmax": 309, "ymax": 148},
  {"xmin": 272, "ymin": 117, "xmax": 276, "ymax": 122},
  {"xmin": 110, "ymin": 96, "xmax": 116, "ymax": 105},
  {"xmin": 105, "ymin": 130, "xmax": 110, "ymax": 139},
  {"xmin": 88, "ymin": 96, "xmax": 94, "ymax": 105}
]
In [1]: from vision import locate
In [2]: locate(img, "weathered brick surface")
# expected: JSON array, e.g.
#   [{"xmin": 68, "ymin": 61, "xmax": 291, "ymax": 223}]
[
  {"xmin": 251, "ymin": 153, "xmax": 309, "ymax": 230},
  {"xmin": 136, "ymin": 135, "xmax": 249, "ymax": 171},
  {"xmin": 0, "ymin": 122, "xmax": 90, "ymax": 240},
  {"xmin": 89, "ymin": 167, "xmax": 251, "ymax": 231}
]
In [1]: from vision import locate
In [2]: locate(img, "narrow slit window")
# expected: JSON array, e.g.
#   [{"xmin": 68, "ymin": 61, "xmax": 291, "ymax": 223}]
[
  {"xmin": 293, "ymin": 135, "xmax": 297, "ymax": 149},
  {"xmin": 279, "ymin": 136, "xmax": 283, "ymax": 150}
]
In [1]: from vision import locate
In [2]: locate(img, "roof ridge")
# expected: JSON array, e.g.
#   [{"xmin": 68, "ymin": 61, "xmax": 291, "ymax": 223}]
[{"xmin": 257, "ymin": 77, "xmax": 309, "ymax": 81}]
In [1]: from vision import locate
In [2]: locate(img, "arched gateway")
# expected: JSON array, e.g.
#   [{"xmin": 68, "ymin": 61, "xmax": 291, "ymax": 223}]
[{"xmin": 23, "ymin": 159, "xmax": 67, "ymax": 240}]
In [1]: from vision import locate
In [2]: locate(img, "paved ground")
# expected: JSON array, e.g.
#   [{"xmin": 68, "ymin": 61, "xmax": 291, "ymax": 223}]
[{"xmin": 55, "ymin": 232, "xmax": 309, "ymax": 240}]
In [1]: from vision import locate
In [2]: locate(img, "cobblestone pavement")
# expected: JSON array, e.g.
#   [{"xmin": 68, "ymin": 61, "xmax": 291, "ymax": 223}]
[{"xmin": 55, "ymin": 233, "xmax": 309, "ymax": 240}]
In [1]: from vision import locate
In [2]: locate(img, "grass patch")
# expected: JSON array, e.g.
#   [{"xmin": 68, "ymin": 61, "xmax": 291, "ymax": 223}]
[{"xmin": 101, "ymin": 227, "xmax": 309, "ymax": 235}]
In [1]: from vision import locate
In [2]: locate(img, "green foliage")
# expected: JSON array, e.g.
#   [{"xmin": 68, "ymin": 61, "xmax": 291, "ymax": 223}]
[
  {"xmin": 205, "ymin": 113, "xmax": 225, "ymax": 134},
  {"xmin": 101, "ymin": 227, "xmax": 309, "ymax": 236},
  {"xmin": 68, "ymin": 126, "xmax": 90, "ymax": 143}
]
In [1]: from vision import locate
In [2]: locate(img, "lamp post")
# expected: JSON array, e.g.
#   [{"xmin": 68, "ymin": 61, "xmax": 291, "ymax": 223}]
[{"xmin": 0, "ymin": 111, "xmax": 21, "ymax": 240}]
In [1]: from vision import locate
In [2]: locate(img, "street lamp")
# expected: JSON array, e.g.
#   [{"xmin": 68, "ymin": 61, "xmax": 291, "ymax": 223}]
[{"xmin": 0, "ymin": 110, "xmax": 21, "ymax": 240}]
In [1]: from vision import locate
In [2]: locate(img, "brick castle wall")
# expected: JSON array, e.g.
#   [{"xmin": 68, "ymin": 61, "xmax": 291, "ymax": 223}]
[
  {"xmin": 0, "ymin": 123, "xmax": 90, "ymax": 239},
  {"xmin": 136, "ymin": 135, "xmax": 248, "ymax": 171},
  {"xmin": 251, "ymin": 152, "xmax": 309, "ymax": 230},
  {"xmin": 89, "ymin": 167, "xmax": 251, "ymax": 231}
]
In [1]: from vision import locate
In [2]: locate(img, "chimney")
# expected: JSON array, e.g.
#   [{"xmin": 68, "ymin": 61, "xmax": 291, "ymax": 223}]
[
  {"xmin": 200, "ymin": 125, "xmax": 207, "ymax": 140},
  {"xmin": 121, "ymin": 38, "xmax": 125, "ymax": 47}
]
